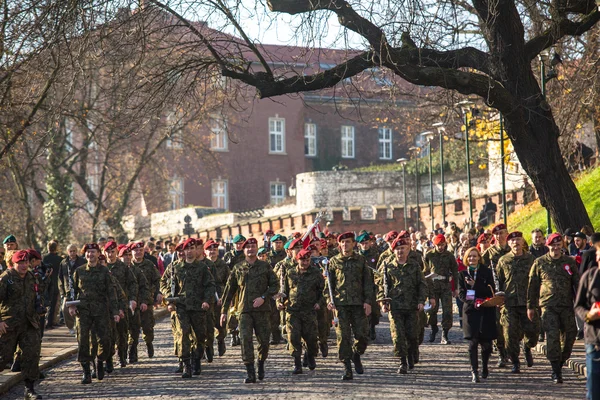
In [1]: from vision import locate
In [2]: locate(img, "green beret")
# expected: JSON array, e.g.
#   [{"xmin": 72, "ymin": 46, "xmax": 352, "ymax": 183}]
[
  {"xmin": 232, "ymin": 234, "xmax": 246, "ymax": 243},
  {"xmin": 270, "ymin": 234, "xmax": 284, "ymax": 242},
  {"xmin": 257, "ymin": 247, "xmax": 268, "ymax": 255},
  {"xmin": 356, "ymin": 232, "xmax": 370, "ymax": 243},
  {"xmin": 283, "ymin": 240, "xmax": 293, "ymax": 250},
  {"xmin": 3, "ymin": 235, "xmax": 16, "ymax": 244},
  {"xmin": 318, "ymin": 232, "xmax": 326, "ymax": 238}
]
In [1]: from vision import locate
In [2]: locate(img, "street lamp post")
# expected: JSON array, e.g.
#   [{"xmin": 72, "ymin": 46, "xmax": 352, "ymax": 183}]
[
  {"xmin": 397, "ymin": 158, "xmax": 409, "ymax": 230},
  {"xmin": 421, "ymin": 131, "xmax": 435, "ymax": 232},
  {"xmin": 499, "ymin": 113, "xmax": 508, "ymax": 226},
  {"xmin": 433, "ymin": 122, "xmax": 446, "ymax": 224},
  {"xmin": 456, "ymin": 100, "xmax": 477, "ymax": 228},
  {"xmin": 409, "ymin": 146, "xmax": 421, "ymax": 229}
]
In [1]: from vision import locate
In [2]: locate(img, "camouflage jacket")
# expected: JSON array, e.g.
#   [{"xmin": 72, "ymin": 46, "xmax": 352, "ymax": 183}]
[
  {"xmin": 376, "ymin": 248, "xmax": 393, "ymax": 269},
  {"xmin": 482, "ymin": 243, "xmax": 511, "ymax": 268},
  {"xmin": 108, "ymin": 260, "xmax": 138, "ymax": 303},
  {"xmin": 280, "ymin": 265, "xmax": 324, "ymax": 313},
  {"xmin": 376, "ymin": 258, "xmax": 426, "ymax": 312},
  {"xmin": 327, "ymin": 246, "xmax": 339, "ymax": 258},
  {"xmin": 324, "ymin": 252, "xmax": 373, "ymax": 306},
  {"xmin": 129, "ymin": 263, "xmax": 150, "ymax": 306},
  {"xmin": 497, "ymin": 252, "xmax": 535, "ymax": 307},
  {"xmin": 208, "ymin": 257, "xmax": 230, "ymax": 298},
  {"xmin": 268, "ymin": 249, "xmax": 287, "ymax": 269},
  {"xmin": 72, "ymin": 263, "xmax": 119, "ymax": 317},
  {"xmin": 360, "ymin": 246, "xmax": 380, "ymax": 271},
  {"xmin": 195, "ymin": 257, "xmax": 216, "ymax": 304},
  {"xmin": 0, "ymin": 269, "xmax": 39, "ymax": 328},
  {"xmin": 111, "ymin": 275, "xmax": 128, "ymax": 312},
  {"xmin": 223, "ymin": 250, "xmax": 245, "ymax": 270},
  {"xmin": 132, "ymin": 259, "xmax": 161, "ymax": 304},
  {"xmin": 527, "ymin": 253, "xmax": 580, "ymax": 309},
  {"xmin": 424, "ymin": 249, "xmax": 459, "ymax": 284},
  {"xmin": 160, "ymin": 260, "xmax": 215, "ymax": 311},
  {"xmin": 274, "ymin": 257, "xmax": 296, "ymax": 280},
  {"xmin": 221, "ymin": 259, "xmax": 279, "ymax": 314}
]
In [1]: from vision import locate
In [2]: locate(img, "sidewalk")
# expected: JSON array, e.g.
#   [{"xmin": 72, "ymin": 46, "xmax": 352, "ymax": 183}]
[
  {"xmin": 0, "ymin": 307, "xmax": 169, "ymax": 396},
  {"xmin": 534, "ymin": 338, "xmax": 587, "ymax": 377}
]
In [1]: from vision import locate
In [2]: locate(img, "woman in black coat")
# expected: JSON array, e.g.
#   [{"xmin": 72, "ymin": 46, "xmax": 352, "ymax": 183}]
[{"xmin": 458, "ymin": 247, "xmax": 498, "ymax": 383}]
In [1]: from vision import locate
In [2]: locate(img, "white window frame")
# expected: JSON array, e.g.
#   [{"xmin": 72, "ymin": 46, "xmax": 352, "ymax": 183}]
[
  {"xmin": 378, "ymin": 126, "xmax": 393, "ymax": 160},
  {"xmin": 210, "ymin": 115, "xmax": 228, "ymax": 151},
  {"xmin": 269, "ymin": 116, "xmax": 285, "ymax": 154},
  {"xmin": 341, "ymin": 125, "xmax": 355, "ymax": 158},
  {"xmin": 212, "ymin": 179, "xmax": 228, "ymax": 210},
  {"xmin": 169, "ymin": 176, "xmax": 185, "ymax": 210},
  {"xmin": 304, "ymin": 123, "xmax": 317, "ymax": 157},
  {"xmin": 270, "ymin": 182, "xmax": 286, "ymax": 205}
]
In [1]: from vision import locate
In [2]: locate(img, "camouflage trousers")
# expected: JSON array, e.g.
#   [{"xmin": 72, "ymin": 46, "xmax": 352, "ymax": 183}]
[
  {"xmin": 269, "ymin": 299, "xmax": 281, "ymax": 339},
  {"xmin": 389, "ymin": 310, "xmax": 418, "ymax": 358},
  {"xmin": 140, "ymin": 307, "xmax": 155, "ymax": 345},
  {"xmin": 227, "ymin": 314, "xmax": 239, "ymax": 334},
  {"xmin": 205, "ymin": 304, "xmax": 216, "ymax": 349},
  {"xmin": 501, "ymin": 306, "xmax": 539, "ymax": 360},
  {"xmin": 111, "ymin": 315, "xmax": 129, "ymax": 359},
  {"xmin": 369, "ymin": 286, "xmax": 381, "ymax": 327},
  {"xmin": 316, "ymin": 305, "xmax": 331, "ymax": 345},
  {"xmin": 176, "ymin": 308, "xmax": 207, "ymax": 362},
  {"xmin": 77, "ymin": 312, "xmax": 111, "ymax": 362},
  {"xmin": 170, "ymin": 311, "xmax": 181, "ymax": 356},
  {"xmin": 214, "ymin": 304, "xmax": 226, "ymax": 342},
  {"xmin": 128, "ymin": 308, "xmax": 141, "ymax": 346},
  {"xmin": 0, "ymin": 322, "xmax": 40, "ymax": 380},
  {"xmin": 416, "ymin": 309, "xmax": 427, "ymax": 345},
  {"xmin": 239, "ymin": 311, "xmax": 271, "ymax": 364},
  {"xmin": 335, "ymin": 305, "xmax": 369, "ymax": 362},
  {"xmin": 541, "ymin": 306, "xmax": 577, "ymax": 363},
  {"xmin": 496, "ymin": 307, "xmax": 506, "ymax": 352},
  {"xmin": 427, "ymin": 280, "xmax": 453, "ymax": 330},
  {"xmin": 286, "ymin": 310, "xmax": 318, "ymax": 358}
]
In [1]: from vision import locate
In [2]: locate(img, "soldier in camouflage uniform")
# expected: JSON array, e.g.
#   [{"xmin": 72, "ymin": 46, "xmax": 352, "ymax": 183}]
[
  {"xmin": 222, "ymin": 234, "xmax": 246, "ymax": 346},
  {"xmin": 376, "ymin": 231, "xmax": 399, "ymax": 270},
  {"xmin": 0, "ymin": 250, "xmax": 43, "ymax": 399},
  {"xmin": 278, "ymin": 248, "xmax": 324, "ymax": 374},
  {"xmin": 220, "ymin": 237, "xmax": 279, "ymax": 383},
  {"xmin": 193, "ymin": 239, "xmax": 217, "ymax": 369},
  {"xmin": 496, "ymin": 231, "xmax": 539, "ymax": 373},
  {"xmin": 315, "ymin": 239, "xmax": 333, "ymax": 357},
  {"xmin": 267, "ymin": 234, "xmax": 287, "ymax": 345},
  {"xmin": 527, "ymin": 233, "xmax": 579, "ymax": 383},
  {"xmin": 326, "ymin": 233, "xmax": 339, "ymax": 258},
  {"xmin": 205, "ymin": 239, "xmax": 230, "ymax": 357},
  {"xmin": 130, "ymin": 241, "xmax": 162, "ymax": 359},
  {"xmin": 376, "ymin": 237, "xmax": 427, "ymax": 374},
  {"xmin": 357, "ymin": 233, "xmax": 381, "ymax": 341},
  {"xmin": 424, "ymin": 234, "xmax": 459, "ymax": 344},
  {"xmin": 324, "ymin": 232, "xmax": 373, "ymax": 381},
  {"xmin": 164, "ymin": 242, "xmax": 185, "ymax": 373},
  {"xmin": 161, "ymin": 238, "xmax": 215, "ymax": 379},
  {"xmin": 482, "ymin": 223, "xmax": 511, "ymax": 367},
  {"xmin": 68, "ymin": 244, "xmax": 120, "ymax": 384},
  {"xmin": 104, "ymin": 241, "xmax": 138, "ymax": 368}
]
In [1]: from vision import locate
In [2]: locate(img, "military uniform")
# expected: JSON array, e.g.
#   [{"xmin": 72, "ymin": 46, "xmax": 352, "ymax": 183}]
[
  {"xmin": 267, "ymin": 247, "xmax": 287, "ymax": 344},
  {"xmin": 223, "ymin": 248, "xmax": 246, "ymax": 343},
  {"xmin": 274, "ymin": 256, "xmax": 296, "ymax": 342},
  {"xmin": 196, "ymin": 256, "xmax": 217, "ymax": 363},
  {"xmin": 132, "ymin": 258, "xmax": 161, "ymax": 351},
  {"xmin": 107, "ymin": 259, "xmax": 137, "ymax": 366},
  {"xmin": 210, "ymin": 256, "xmax": 230, "ymax": 351},
  {"xmin": 127, "ymin": 262, "xmax": 150, "ymax": 362},
  {"xmin": 360, "ymin": 245, "xmax": 381, "ymax": 339},
  {"xmin": 424, "ymin": 248, "xmax": 459, "ymax": 339}
]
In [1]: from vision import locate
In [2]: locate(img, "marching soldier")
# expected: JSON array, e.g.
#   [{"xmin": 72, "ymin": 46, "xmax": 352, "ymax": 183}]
[
  {"xmin": 267, "ymin": 234, "xmax": 287, "ymax": 345},
  {"xmin": 68, "ymin": 243, "xmax": 120, "ymax": 384},
  {"xmin": 376, "ymin": 237, "xmax": 427, "ymax": 374},
  {"xmin": 130, "ymin": 241, "xmax": 162, "ymax": 359},
  {"xmin": 193, "ymin": 239, "xmax": 217, "ymax": 368},
  {"xmin": 223, "ymin": 234, "xmax": 246, "ymax": 346},
  {"xmin": 278, "ymin": 248, "xmax": 324, "ymax": 374},
  {"xmin": 496, "ymin": 231, "xmax": 539, "ymax": 373},
  {"xmin": 376, "ymin": 231, "xmax": 399, "ymax": 269},
  {"xmin": 424, "ymin": 234, "xmax": 459, "ymax": 344},
  {"xmin": 326, "ymin": 233, "xmax": 339, "ymax": 257},
  {"xmin": 205, "ymin": 239, "xmax": 230, "ymax": 357},
  {"xmin": 220, "ymin": 238, "xmax": 279, "ymax": 383},
  {"xmin": 324, "ymin": 232, "xmax": 373, "ymax": 381},
  {"xmin": 527, "ymin": 233, "xmax": 579, "ymax": 383},
  {"xmin": 0, "ymin": 250, "xmax": 43, "ymax": 399},
  {"xmin": 160, "ymin": 238, "xmax": 215, "ymax": 378},
  {"xmin": 357, "ymin": 232, "xmax": 381, "ymax": 341}
]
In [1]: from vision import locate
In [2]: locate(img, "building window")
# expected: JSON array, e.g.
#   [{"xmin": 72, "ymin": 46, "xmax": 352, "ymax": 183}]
[
  {"xmin": 270, "ymin": 182, "xmax": 286, "ymax": 205},
  {"xmin": 210, "ymin": 115, "xmax": 228, "ymax": 151},
  {"xmin": 378, "ymin": 127, "xmax": 392, "ymax": 160},
  {"xmin": 269, "ymin": 117, "xmax": 285, "ymax": 153},
  {"xmin": 166, "ymin": 112, "xmax": 183, "ymax": 149},
  {"xmin": 169, "ymin": 177, "xmax": 185, "ymax": 210},
  {"xmin": 341, "ymin": 125, "xmax": 355, "ymax": 158},
  {"xmin": 212, "ymin": 179, "xmax": 228, "ymax": 210},
  {"xmin": 304, "ymin": 123, "xmax": 317, "ymax": 156}
]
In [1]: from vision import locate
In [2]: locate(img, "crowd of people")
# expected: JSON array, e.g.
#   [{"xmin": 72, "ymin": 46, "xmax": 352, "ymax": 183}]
[{"xmin": 0, "ymin": 223, "xmax": 599, "ymax": 400}]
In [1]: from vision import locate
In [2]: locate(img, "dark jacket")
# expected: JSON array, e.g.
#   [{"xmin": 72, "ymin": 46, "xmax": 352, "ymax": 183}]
[
  {"xmin": 579, "ymin": 247, "xmax": 597, "ymax": 276},
  {"xmin": 574, "ymin": 267, "xmax": 600, "ymax": 347},
  {"xmin": 458, "ymin": 264, "xmax": 498, "ymax": 340},
  {"xmin": 58, "ymin": 256, "xmax": 87, "ymax": 298},
  {"xmin": 529, "ymin": 244, "xmax": 549, "ymax": 259}
]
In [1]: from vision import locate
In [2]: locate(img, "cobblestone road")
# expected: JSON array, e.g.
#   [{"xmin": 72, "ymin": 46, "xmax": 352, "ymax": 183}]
[{"xmin": 6, "ymin": 314, "xmax": 587, "ymax": 399}]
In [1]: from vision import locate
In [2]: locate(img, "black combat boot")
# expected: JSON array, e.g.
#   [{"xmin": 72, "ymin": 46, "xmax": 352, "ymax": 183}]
[
  {"xmin": 319, "ymin": 342, "xmax": 328, "ymax": 358},
  {"xmin": 497, "ymin": 348, "xmax": 507, "ymax": 368},
  {"xmin": 307, "ymin": 353, "xmax": 316, "ymax": 370},
  {"xmin": 193, "ymin": 356, "xmax": 201, "ymax": 376},
  {"xmin": 342, "ymin": 360, "xmax": 353, "ymax": 381},
  {"xmin": 230, "ymin": 334, "xmax": 236, "ymax": 347},
  {"xmin": 441, "ymin": 329, "xmax": 451, "ymax": 345},
  {"xmin": 175, "ymin": 359, "xmax": 183, "ymax": 373},
  {"xmin": 429, "ymin": 325, "xmax": 438, "ymax": 343},
  {"xmin": 551, "ymin": 362, "xmax": 563, "ymax": 384},
  {"xmin": 471, "ymin": 370, "xmax": 480, "ymax": 383},
  {"xmin": 369, "ymin": 323, "xmax": 376, "ymax": 341},
  {"xmin": 128, "ymin": 344, "xmax": 137, "ymax": 364},
  {"xmin": 205, "ymin": 345, "xmax": 214, "ymax": 363},
  {"xmin": 511, "ymin": 360, "xmax": 520, "ymax": 374},
  {"xmin": 244, "ymin": 363, "xmax": 256, "ymax": 383},
  {"xmin": 257, "ymin": 360, "xmax": 265, "ymax": 380},
  {"xmin": 147, "ymin": 343, "xmax": 154, "ymax": 358},
  {"xmin": 414, "ymin": 347, "xmax": 420, "ymax": 364},
  {"xmin": 292, "ymin": 356, "xmax": 303, "ymax": 375},
  {"xmin": 182, "ymin": 360, "xmax": 192, "ymax": 379},
  {"xmin": 106, "ymin": 357, "xmax": 114, "ymax": 373},
  {"xmin": 407, "ymin": 352, "xmax": 415, "ymax": 370},
  {"xmin": 302, "ymin": 352, "xmax": 309, "ymax": 368},
  {"xmin": 524, "ymin": 346, "xmax": 534, "ymax": 367},
  {"xmin": 270, "ymin": 331, "xmax": 282, "ymax": 345},
  {"xmin": 24, "ymin": 379, "xmax": 41, "ymax": 399},
  {"xmin": 81, "ymin": 362, "xmax": 92, "ymax": 384},
  {"xmin": 481, "ymin": 351, "xmax": 490, "ymax": 379},
  {"xmin": 218, "ymin": 339, "xmax": 226, "ymax": 356},
  {"xmin": 91, "ymin": 361, "xmax": 97, "ymax": 379},
  {"xmin": 232, "ymin": 331, "xmax": 240, "ymax": 346},
  {"xmin": 96, "ymin": 360, "xmax": 105, "ymax": 380},
  {"xmin": 119, "ymin": 349, "xmax": 127, "ymax": 368},
  {"xmin": 398, "ymin": 357, "xmax": 408, "ymax": 374},
  {"xmin": 352, "ymin": 352, "xmax": 364, "ymax": 374}
]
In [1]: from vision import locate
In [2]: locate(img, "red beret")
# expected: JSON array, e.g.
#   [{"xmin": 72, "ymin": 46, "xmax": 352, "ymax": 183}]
[
  {"xmin": 104, "ymin": 240, "xmax": 117, "ymax": 252},
  {"xmin": 338, "ymin": 232, "xmax": 356, "ymax": 242},
  {"xmin": 384, "ymin": 231, "xmax": 399, "ymax": 242},
  {"xmin": 12, "ymin": 250, "xmax": 29, "ymax": 263},
  {"xmin": 117, "ymin": 244, "xmax": 130, "ymax": 257},
  {"xmin": 98, "ymin": 254, "xmax": 107, "ymax": 261},
  {"xmin": 175, "ymin": 243, "xmax": 184, "ymax": 252},
  {"xmin": 391, "ymin": 237, "xmax": 409, "ymax": 249},
  {"xmin": 26, "ymin": 249, "xmax": 42, "ymax": 260},
  {"xmin": 546, "ymin": 233, "xmax": 562, "ymax": 246},
  {"xmin": 204, "ymin": 240, "xmax": 218, "ymax": 250},
  {"xmin": 398, "ymin": 230, "xmax": 410, "ymax": 239},
  {"xmin": 288, "ymin": 238, "xmax": 303, "ymax": 249},
  {"xmin": 433, "ymin": 234, "xmax": 446, "ymax": 245},
  {"xmin": 507, "ymin": 231, "xmax": 523, "ymax": 241},
  {"xmin": 292, "ymin": 232, "xmax": 302, "ymax": 239},
  {"xmin": 265, "ymin": 230, "xmax": 274, "ymax": 235},
  {"xmin": 129, "ymin": 242, "xmax": 144, "ymax": 250},
  {"xmin": 296, "ymin": 248, "xmax": 312, "ymax": 260},
  {"xmin": 195, "ymin": 238, "xmax": 204, "ymax": 246},
  {"xmin": 320, "ymin": 239, "xmax": 328, "ymax": 248},
  {"xmin": 242, "ymin": 237, "xmax": 258, "ymax": 248},
  {"xmin": 477, "ymin": 233, "xmax": 491, "ymax": 244},
  {"xmin": 83, "ymin": 243, "xmax": 100, "ymax": 252},
  {"xmin": 492, "ymin": 224, "xmax": 507, "ymax": 234},
  {"xmin": 181, "ymin": 238, "xmax": 196, "ymax": 250}
]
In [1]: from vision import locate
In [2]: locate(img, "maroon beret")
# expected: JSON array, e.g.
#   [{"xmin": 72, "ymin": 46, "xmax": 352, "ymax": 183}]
[
  {"xmin": 265, "ymin": 230, "xmax": 274, "ymax": 236},
  {"xmin": 82, "ymin": 243, "xmax": 101, "ymax": 252},
  {"xmin": 338, "ymin": 232, "xmax": 356, "ymax": 242},
  {"xmin": 104, "ymin": 240, "xmax": 117, "ymax": 252},
  {"xmin": 506, "ymin": 231, "xmax": 523, "ymax": 241},
  {"xmin": 175, "ymin": 243, "xmax": 184, "ymax": 252},
  {"xmin": 398, "ymin": 230, "xmax": 410, "ymax": 239},
  {"xmin": 204, "ymin": 240, "xmax": 218, "ymax": 250},
  {"xmin": 296, "ymin": 248, "xmax": 311, "ymax": 260},
  {"xmin": 391, "ymin": 237, "xmax": 409, "ymax": 249},
  {"xmin": 288, "ymin": 238, "xmax": 303, "ymax": 249},
  {"xmin": 26, "ymin": 249, "xmax": 42, "ymax": 260},
  {"xmin": 477, "ymin": 233, "xmax": 492, "ymax": 244},
  {"xmin": 492, "ymin": 224, "xmax": 507, "ymax": 234},
  {"xmin": 546, "ymin": 233, "xmax": 562, "ymax": 246},
  {"xmin": 433, "ymin": 234, "xmax": 446, "ymax": 245},
  {"xmin": 384, "ymin": 231, "xmax": 399, "ymax": 242},
  {"xmin": 242, "ymin": 237, "xmax": 258, "ymax": 248},
  {"xmin": 12, "ymin": 250, "xmax": 29, "ymax": 263},
  {"xmin": 98, "ymin": 254, "xmax": 107, "ymax": 262},
  {"xmin": 129, "ymin": 242, "xmax": 144, "ymax": 250},
  {"xmin": 117, "ymin": 244, "xmax": 130, "ymax": 257},
  {"xmin": 182, "ymin": 238, "xmax": 196, "ymax": 250}
]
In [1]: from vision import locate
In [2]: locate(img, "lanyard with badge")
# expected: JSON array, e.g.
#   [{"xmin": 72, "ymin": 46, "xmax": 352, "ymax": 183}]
[{"xmin": 466, "ymin": 269, "xmax": 477, "ymax": 301}]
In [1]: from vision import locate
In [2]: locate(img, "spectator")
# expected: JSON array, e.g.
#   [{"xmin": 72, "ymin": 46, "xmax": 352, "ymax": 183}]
[
  {"xmin": 143, "ymin": 241, "xmax": 159, "ymax": 268},
  {"xmin": 581, "ymin": 225, "xmax": 595, "ymax": 242},
  {"xmin": 162, "ymin": 241, "xmax": 176, "ymax": 269},
  {"xmin": 571, "ymin": 232, "xmax": 591, "ymax": 257},
  {"xmin": 475, "ymin": 223, "xmax": 485, "ymax": 236},
  {"xmin": 454, "ymin": 245, "xmax": 468, "ymax": 328},
  {"xmin": 483, "ymin": 198, "xmax": 497, "ymax": 225},
  {"xmin": 529, "ymin": 229, "xmax": 549, "ymax": 259},
  {"xmin": 97, "ymin": 237, "xmax": 107, "ymax": 249},
  {"xmin": 43, "ymin": 241, "xmax": 63, "ymax": 329},
  {"xmin": 580, "ymin": 233, "xmax": 600, "ymax": 276},
  {"xmin": 58, "ymin": 244, "xmax": 86, "ymax": 334},
  {"xmin": 563, "ymin": 228, "xmax": 577, "ymax": 255}
]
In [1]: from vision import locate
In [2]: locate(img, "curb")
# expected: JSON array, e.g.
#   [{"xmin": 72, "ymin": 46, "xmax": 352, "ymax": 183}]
[
  {"xmin": 533, "ymin": 342, "xmax": 587, "ymax": 378},
  {"xmin": 0, "ymin": 307, "xmax": 170, "ymax": 396}
]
